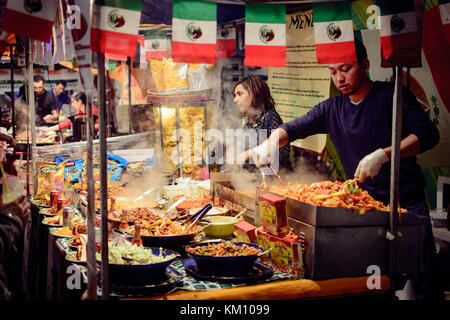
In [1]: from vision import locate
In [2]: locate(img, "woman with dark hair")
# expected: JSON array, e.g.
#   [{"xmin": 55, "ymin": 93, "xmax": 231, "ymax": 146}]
[
  {"xmin": 40, "ymin": 92, "xmax": 98, "ymax": 142},
  {"xmin": 233, "ymin": 75, "xmax": 291, "ymax": 171}
]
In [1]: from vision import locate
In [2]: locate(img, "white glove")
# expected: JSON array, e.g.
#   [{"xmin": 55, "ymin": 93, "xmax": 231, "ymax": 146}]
[
  {"xmin": 354, "ymin": 148, "xmax": 389, "ymax": 182},
  {"xmin": 249, "ymin": 139, "xmax": 277, "ymax": 167}
]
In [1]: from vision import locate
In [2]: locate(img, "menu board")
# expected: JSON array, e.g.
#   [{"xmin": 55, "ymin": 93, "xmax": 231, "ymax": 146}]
[{"xmin": 268, "ymin": 8, "xmax": 330, "ymax": 153}]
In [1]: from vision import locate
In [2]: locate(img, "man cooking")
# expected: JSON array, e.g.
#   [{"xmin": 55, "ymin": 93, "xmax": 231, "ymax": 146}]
[
  {"xmin": 31, "ymin": 75, "xmax": 58, "ymax": 126},
  {"xmin": 247, "ymin": 39, "xmax": 442, "ymax": 300}
]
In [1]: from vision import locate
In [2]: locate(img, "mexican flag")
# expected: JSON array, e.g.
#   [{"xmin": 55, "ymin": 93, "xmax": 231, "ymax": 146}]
[
  {"xmin": 439, "ymin": 0, "xmax": 450, "ymax": 43},
  {"xmin": 172, "ymin": 0, "xmax": 217, "ymax": 64},
  {"xmin": 2, "ymin": 0, "xmax": 58, "ymax": 41},
  {"xmin": 217, "ymin": 25, "xmax": 236, "ymax": 59},
  {"xmin": 377, "ymin": 0, "xmax": 422, "ymax": 67},
  {"xmin": 245, "ymin": 3, "xmax": 286, "ymax": 67},
  {"xmin": 133, "ymin": 36, "xmax": 148, "ymax": 69},
  {"xmin": 313, "ymin": 2, "xmax": 356, "ymax": 64},
  {"xmin": 91, "ymin": 0, "xmax": 142, "ymax": 57},
  {"xmin": 144, "ymin": 30, "xmax": 169, "ymax": 61}
]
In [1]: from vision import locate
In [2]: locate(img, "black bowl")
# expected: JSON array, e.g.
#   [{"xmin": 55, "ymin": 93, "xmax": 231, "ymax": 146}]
[
  {"xmin": 125, "ymin": 219, "xmax": 210, "ymax": 249},
  {"xmin": 104, "ymin": 247, "xmax": 180, "ymax": 286},
  {"xmin": 184, "ymin": 241, "xmax": 264, "ymax": 277}
]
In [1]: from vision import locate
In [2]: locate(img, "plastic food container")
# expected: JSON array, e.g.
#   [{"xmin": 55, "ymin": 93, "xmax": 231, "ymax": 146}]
[{"xmin": 203, "ymin": 216, "xmax": 239, "ymax": 238}]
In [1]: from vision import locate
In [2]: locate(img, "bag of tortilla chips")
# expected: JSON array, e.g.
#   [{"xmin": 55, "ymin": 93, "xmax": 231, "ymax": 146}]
[{"xmin": 35, "ymin": 161, "xmax": 67, "ymax": 201}]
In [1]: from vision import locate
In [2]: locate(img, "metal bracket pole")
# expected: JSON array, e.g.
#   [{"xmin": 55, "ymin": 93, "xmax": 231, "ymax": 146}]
[
  {"xmin": 98, "ymin": 52, "xmax": 109, "ymax": 300},
  {"xmin": 388, "ymin": 66, "xmax": 403, "ymax": 297}
]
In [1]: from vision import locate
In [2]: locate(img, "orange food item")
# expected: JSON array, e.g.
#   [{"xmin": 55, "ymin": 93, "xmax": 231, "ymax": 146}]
[
  {"xmin": 55, "ymin": 227, "xmax": 74, "ymax": 237},
  {"xmin": 268, "ymin": 179, "xmax": 407, "ymax": 213},
  {"xmin": 173, "ymin": 194, "xmax": 212, "ymax": 211}
]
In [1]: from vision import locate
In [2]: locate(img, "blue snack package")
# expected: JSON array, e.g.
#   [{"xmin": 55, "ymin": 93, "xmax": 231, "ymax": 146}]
[
  {"xmin": 55, "ymin": 156, "xmax": 67, "ymax": 163},
  {"xmin": 106, "ymin": 153, "xmax": 128, "ymax": 181},
  {"xmin": 63, "ymin": 158, "xmax": 84, "ymax": 185}
]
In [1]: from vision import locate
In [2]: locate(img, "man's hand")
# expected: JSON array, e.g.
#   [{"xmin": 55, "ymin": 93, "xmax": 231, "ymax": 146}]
[
  {"xmin": 2, "ymin": 194, "xmax": 31, "ymax": 224},
  {"xmin": 249, "ymin": 139, "xmax": 277, "ymax": 167},
  {"xmin": 354, "ymin": 148, "xmax": 389, "ymax": 182},
  {"xmin": 43, "ymin": 114, "xmax": 55, "ymax": 123},
  {"xmin": 0, "ymin": 149, "xmax": 5, "ymax": 163}
]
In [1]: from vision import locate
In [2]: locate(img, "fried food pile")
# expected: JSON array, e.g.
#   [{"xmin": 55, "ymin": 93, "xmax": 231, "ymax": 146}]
[{"xmin": 269, "ymin": 179, "xmax": 407, "ymax": 213}]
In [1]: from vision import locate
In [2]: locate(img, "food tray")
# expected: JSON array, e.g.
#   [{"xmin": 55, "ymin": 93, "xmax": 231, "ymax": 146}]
[
  {"xmin": 268, "ymin": 191, "xmax": 429, "ymax": 227},
  {"xmin": 288, "ymin": 216, "xmax": 430, "ymax": 280}
]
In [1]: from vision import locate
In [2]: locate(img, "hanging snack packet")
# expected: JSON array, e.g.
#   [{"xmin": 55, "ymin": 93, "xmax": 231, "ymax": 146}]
[
  {"xmin": 106, "ymin": 153, "xmax": 128, "ymax": 181},
  {"xmin": 63, "ymin": 159, "xmax": 85, "ymax": 188},
  {"xmin": 35, "ymin": 161, "xmax": 67, "ymax": 201},
  {"xmin": 55, "ymin": 156, "xmax": 85, "ymax": 187}
]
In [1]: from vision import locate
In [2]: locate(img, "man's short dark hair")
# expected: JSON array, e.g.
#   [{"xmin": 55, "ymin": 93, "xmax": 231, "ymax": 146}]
[
  {"xmin": 33, "ymin": 75, "xmax": 45, "ymax": 83},
  {"xmin": 355, "ymin": 38, "xmax": 368, "ymax": 65},
  {"xmin": 56, "ymin": 80, "xmax": 67, "ymax": 87}
]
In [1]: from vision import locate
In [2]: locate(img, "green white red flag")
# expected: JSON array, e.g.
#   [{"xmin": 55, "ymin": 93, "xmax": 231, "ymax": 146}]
[
  {"xmin": 2, "ymin": 0, "xmax": 58, "ymax": 41},
  {"xmin": 439, "ymin": 0, "xmax": 450, "ymax": 43},
  {"xmin": 377, "ymin": 0, "xmax": 422, "ymax": 67},
  {"xmin": 313, "ymin": 2, "xmax": 356, "ymax": 65},
  {"xmin": 245, "ymin": 3, "xmax": 286, "ymax": 67},
  {"xmin": 144, "ymin": 30, "xmax": 169, "ymax": 61},
  {"xmin": 172, "ymin": 0, "xmax": 217, "ymax": 64},
  {"xmin": 91, "ymin": 0, "xmax": 142, "ymax": 57},
  {"xmin": 133, "ymin": 36, "xmax": 148, "ymax": 69},
  {"xmin": 217, "ymin": 25, "xmax": 236, "ymax": 60}
]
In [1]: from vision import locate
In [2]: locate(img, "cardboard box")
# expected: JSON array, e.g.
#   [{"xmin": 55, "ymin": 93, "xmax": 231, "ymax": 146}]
[
  {"xmin": 234, "ymin": 220, "xmax": 257, "ymax": 243},
  {"xmin": 258, "ymin": 193, "xmax": 289, "ymax": 236},
  {"xmin": 256, "ymin": 227, "xmax": 304, "ymax": 279}
]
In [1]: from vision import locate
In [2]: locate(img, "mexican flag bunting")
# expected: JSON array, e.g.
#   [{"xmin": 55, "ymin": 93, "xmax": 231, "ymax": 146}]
[
  {"xmin": 172, "ymin": 0, "xmax": 217, "ymax": 64},
  {"xmin": 52, "ymin": 23, "xmax": 65, "ymax": 64},
  {"xmin": 144, "ymin": 30, "xmax": 169, "ymax": 61},
  {"xmin": 60, "ymin": 0, "xmax": 75, "ymax": 62},
  {"xmin": 377, "ymin": 0, "xmax": 422, "ymax": 67},
  {"xmin": 133, "ymin": 36, "xmax": 148, "ymax": 69},
  {"xmin": 2, "ymin": 0, "xmax": 59, "ymax": 42},
  {"xmin": 439, "ymin": 0, "xmax": 450, "ymax": 43},
  {"xmin": 313, "ymin": 2, "xmax": 356, "ymax": 64},
  {"xmin": 217, "ymin": 25, "xmax": 236, "ymax": 59},
  {"xmin": 91, "ymin": 0, "xmax": 142, "ymax": 57},
  {"xmin": 245, "ymin": 3, "xmax": 286, "ymax": 67}
]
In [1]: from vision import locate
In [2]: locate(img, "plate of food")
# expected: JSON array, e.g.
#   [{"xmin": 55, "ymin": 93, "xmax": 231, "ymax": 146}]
[
  {"xmin": 42, "ymin": 215, "xmax": 62, "ymax": 227},
  {"xmin": 68, "ymin": 236, "xmax": 84, "ymax": 250},
  {"xmin": 66, "ymin": 250, "xmax": 86, "ymax": 265}
]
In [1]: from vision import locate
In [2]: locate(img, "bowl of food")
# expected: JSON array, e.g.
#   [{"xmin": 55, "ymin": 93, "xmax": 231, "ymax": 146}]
[
  {"xmin": 125, "ymin": 217, "xmax": 210, "ymax": 248},
  {"xmin": 97, "ymin": 244, "xmax": 180, "ymax": 285},
  {"xmin": 185, "ymin": 241, "xmax": 264, "ymax": 277},
  {"xmin": 203, "ymin": 216, "xmax": 239, "ymax": 238}
]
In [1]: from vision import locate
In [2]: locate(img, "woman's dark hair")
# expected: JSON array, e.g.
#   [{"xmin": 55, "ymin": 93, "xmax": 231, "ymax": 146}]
[
  {"xmin": 71, "ymin": 91, "xmax": 86, "ymax": 105},
  {"xmin": 233, "ymin": 75, "xmax": 275, "ymax": 120}
]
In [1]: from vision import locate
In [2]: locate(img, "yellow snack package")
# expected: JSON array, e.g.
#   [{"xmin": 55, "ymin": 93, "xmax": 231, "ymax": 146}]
[{"xmin": 35, "ymin": 161, "xmax": 67, "ymax": 201}]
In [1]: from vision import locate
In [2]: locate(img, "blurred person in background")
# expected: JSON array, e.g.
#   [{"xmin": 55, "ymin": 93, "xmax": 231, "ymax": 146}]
[{"xmin": 0, "ymin": 148, "xmax": 30, "ymax": 300}]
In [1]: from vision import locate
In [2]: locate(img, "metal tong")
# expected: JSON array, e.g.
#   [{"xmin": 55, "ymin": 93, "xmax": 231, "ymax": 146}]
[
  {"xmin": 258, "ymin": 164, "xmax": 286, "ymax": 189},
  {"xmin": 186, "ymin": 203, "xmax": 212, "ymax": 229}
]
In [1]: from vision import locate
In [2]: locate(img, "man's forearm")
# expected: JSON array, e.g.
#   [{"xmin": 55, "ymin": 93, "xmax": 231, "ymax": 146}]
[
  {"xmin": 382, "ymin": 133, "xmax": 421, "ymax": 160},
  {"xmin": 267, "ymin": 128, "xmax": 290, "ymax": 149}
]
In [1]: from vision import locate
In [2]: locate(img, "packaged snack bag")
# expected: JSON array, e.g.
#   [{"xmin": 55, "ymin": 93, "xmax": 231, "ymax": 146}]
[
  {"xmin": 35, "ymin": 161, "xmax": 67, "ymax": 201},
  {"xmin": 106, "ymin": 153, "xmax": 128, "ymax": 181},
  {"xmin": 55, "ymin": 156, "xmax": 84, "ymax": 187}
]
